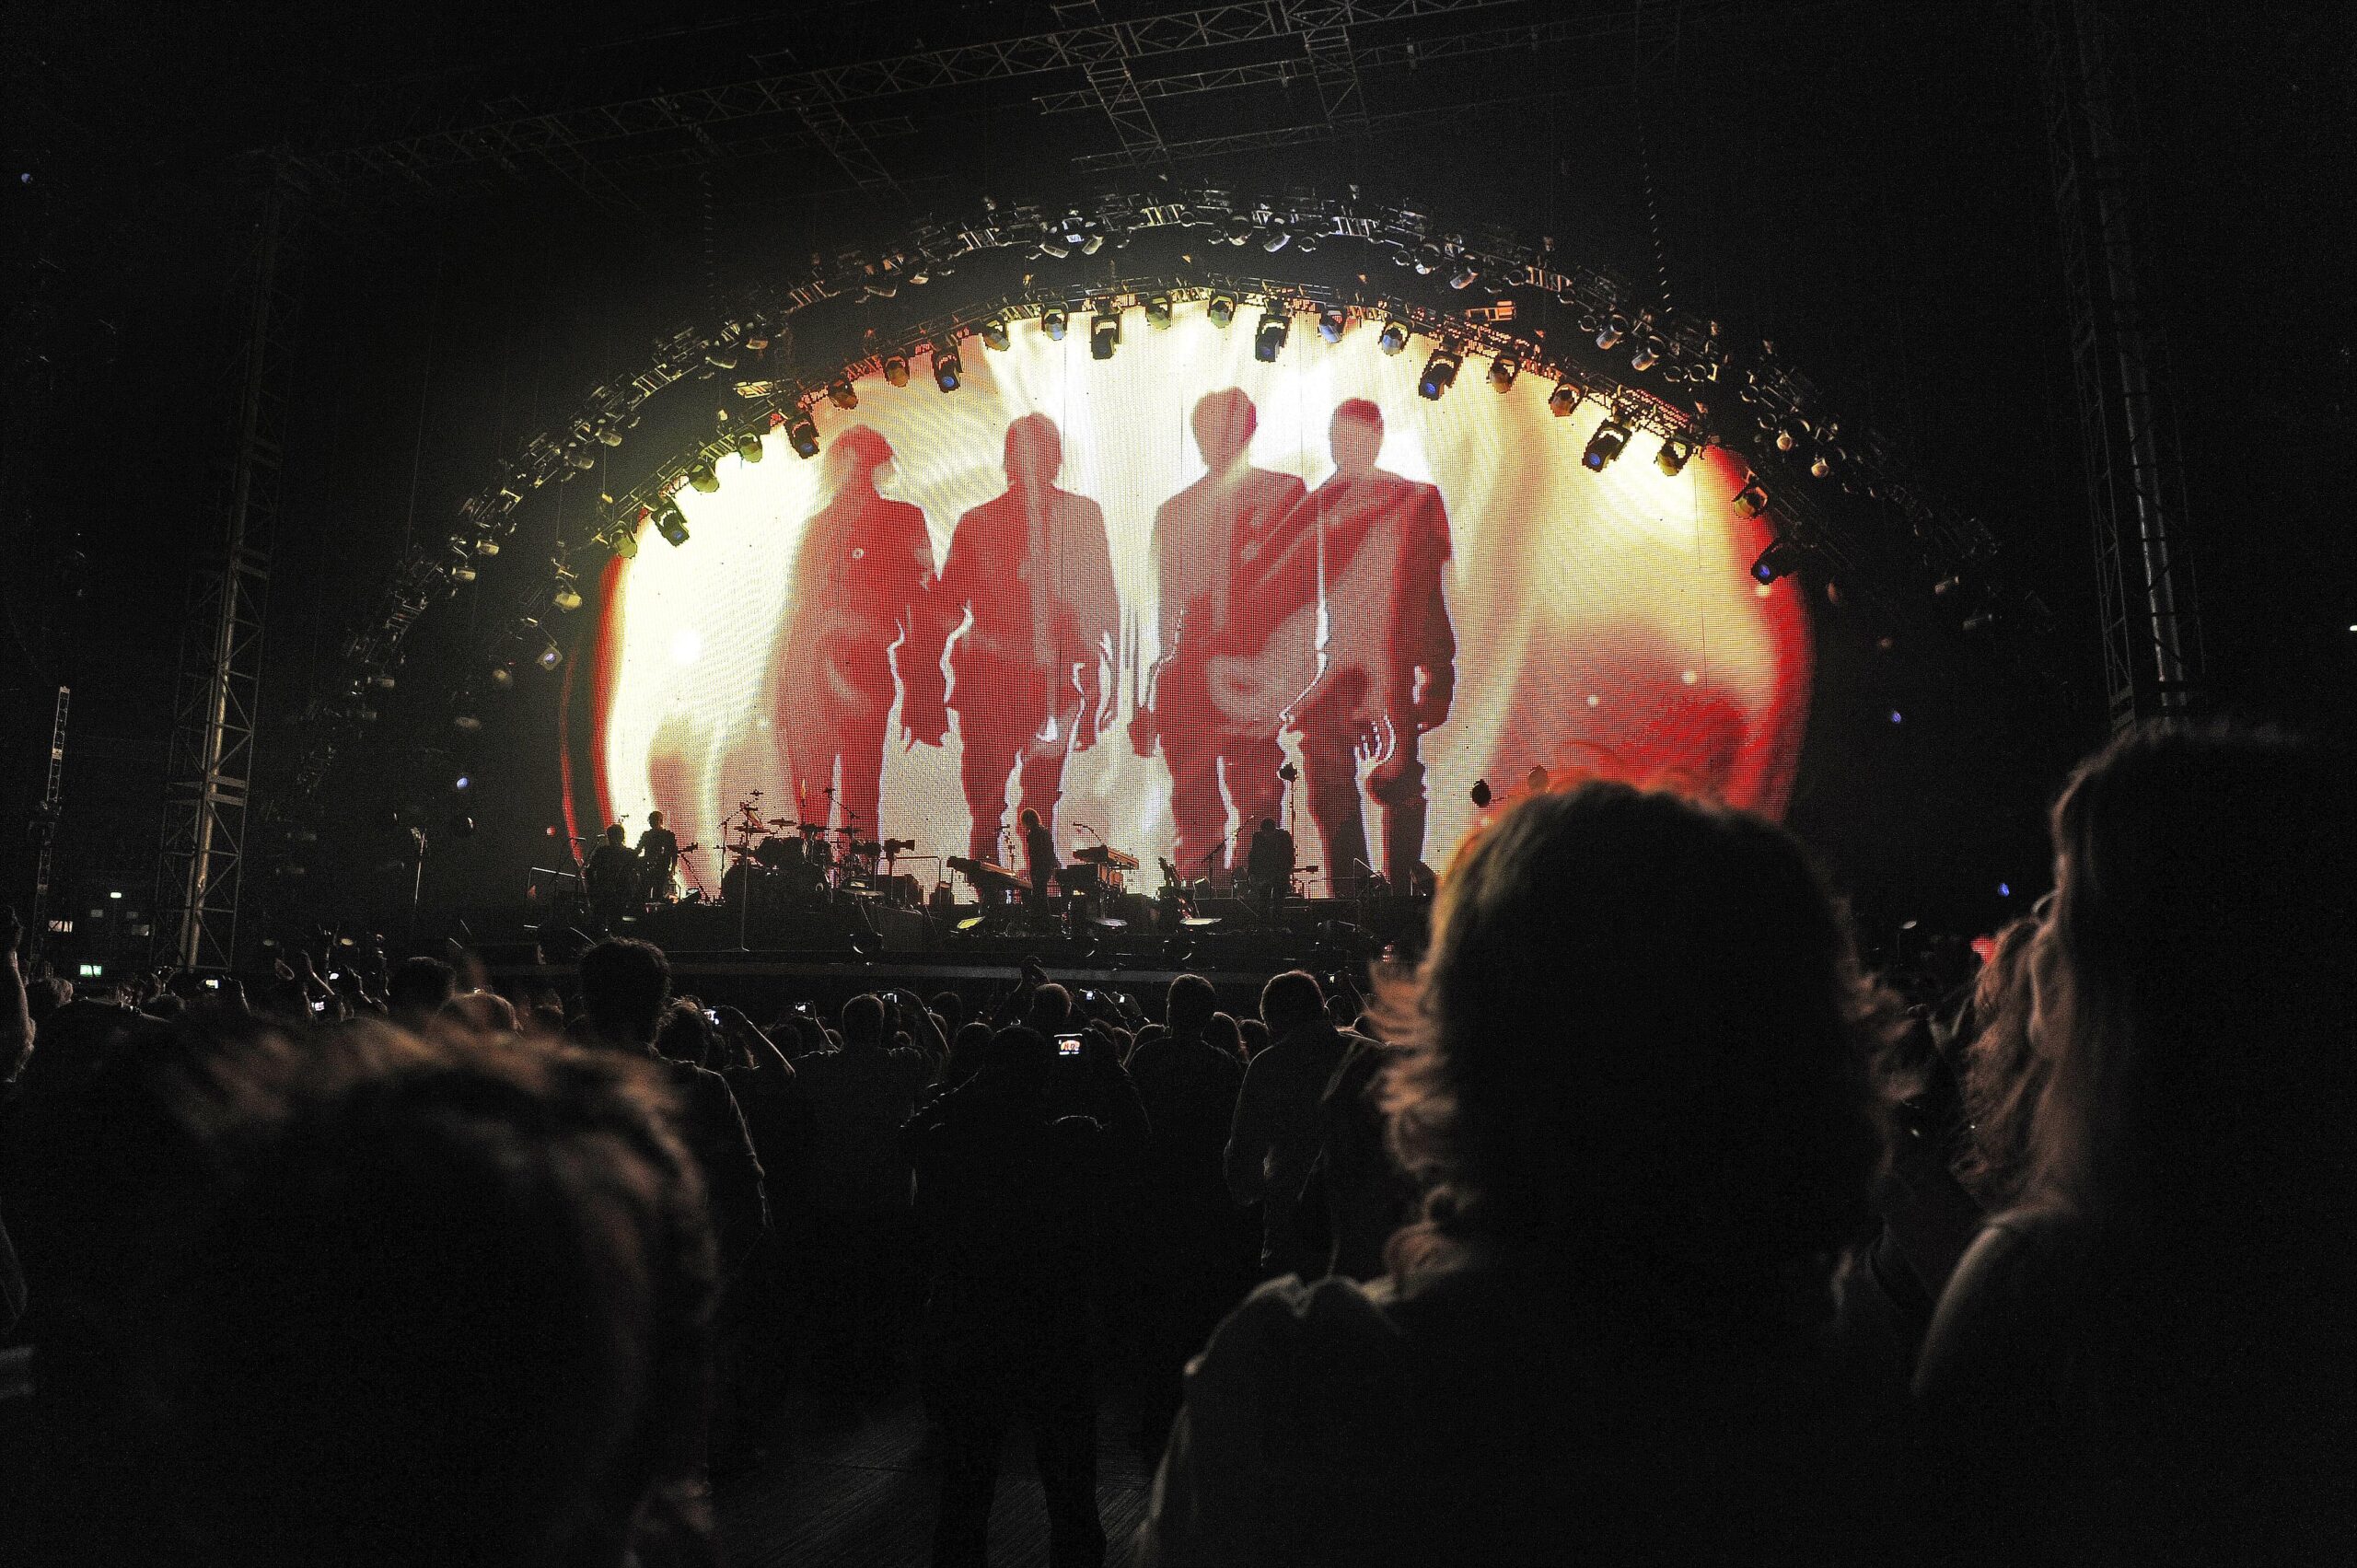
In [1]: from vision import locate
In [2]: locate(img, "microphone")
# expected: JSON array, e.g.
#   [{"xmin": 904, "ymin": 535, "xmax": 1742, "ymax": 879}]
[
  {"xmin": 1352, "ymin": 857, "xmax": 1377, "ymax": 874},
  {"xmin": 1074, "ymin": 821, "xmax": 1104, "ymax": 842}
]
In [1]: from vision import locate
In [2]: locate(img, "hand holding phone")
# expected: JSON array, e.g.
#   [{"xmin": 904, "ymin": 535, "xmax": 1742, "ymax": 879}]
[{"xmin": 1054, "ymin": 1031, "xmax": 1086, "ymax": 1058}]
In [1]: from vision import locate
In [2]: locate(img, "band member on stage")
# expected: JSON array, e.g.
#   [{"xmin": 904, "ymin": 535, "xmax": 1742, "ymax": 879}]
[
  {"xmin": 1020, "ymin": 806, "xmax": 1059, "ymax": 912},
  {"xmin": 635, "ymin": 810, "xmax": 680, "ymax": 903},
  {"xmin": 1294, "ymin": 399, "xmax": 1457, "ymax": 893},
  {"xmin": 773, "ymin": 424, "xmax": 937, "ymax": 837},
  {"xmin": 1244, "ymin": 816, "xmax": 1295, "ymax": 918},
  {"xmin": 905, "ymin": 413, "xmax": 1119, "ymax": 866},
  {"xmin": 585, "ymin": 823, "xmax": 640, "ymax": 926},
  {"xmin": 1131, "ymin": 389, "xmax": 1306, "ymax": 881}
]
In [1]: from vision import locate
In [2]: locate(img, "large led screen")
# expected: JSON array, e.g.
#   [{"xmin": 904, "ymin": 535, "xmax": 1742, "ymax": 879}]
[{"xmin": 574, "ymin": 308, "xmax": 1811, "ymax": 898}]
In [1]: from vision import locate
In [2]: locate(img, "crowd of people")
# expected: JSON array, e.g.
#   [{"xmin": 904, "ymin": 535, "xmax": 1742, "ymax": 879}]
[{"xmin": 0, "ymin": 719, "xmax": 2350, "ymax": 1564}]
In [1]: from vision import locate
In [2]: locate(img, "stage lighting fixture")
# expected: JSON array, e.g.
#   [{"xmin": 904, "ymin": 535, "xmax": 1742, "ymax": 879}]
[
  {"xmin": 1733, "ymin": 477, "xmax": 1771, "ymax": 517},
  {"xmin": 1449, "ymin": 262, "xmax": 1479, "ymax": 290},
  {"xmin": 932, "ymin": 342, "xmax": 962, "ymax": 391},
  {"xmin": 490, "ymin": 665, "xmax": 515, "ymax": 691},
  {"xmin": 537, "ymin": 641, "xmax": 564, "ymax": 671},
  {"xmin": 1417, "ymin": 346, "xmax": 1461, "ymax": 400},
  {"xmin": 1377, "ymin": 319, "xmax": 1410, "ymax": 354},
  {"xmin": 1317, "ymin": 306, "xmax": 1346, "ymax": 343},
  {"xmin": 882, "ymin": 353, "xmax": 910, "ymax": 388},
  {"xmin": 788, "ymin": 412, "xmax": 819, "ymax": 458},
  {"xmin": 453, "ymin": 712, "xmax": 482, "ymax": 734},
  {"xmin": 1042, "ymin": 305, "xmax": 1068, "ymax": 341},
  {"xmin": 1750, "ymin": 540, "xmax": 1805, "ymax": 584},
  {"xmin": 1582, "ymin": 419, "xmax": 1631, "ymax": 470},
  {"xmin": 1145, "ymin": 293, "xmax": 1173, "ymax": 329},
  {"xmin": 685, "ymin": 460, "xmax": 719, "ymax": 494},
  {"xmin": 735, "ymin": 431, "xmax": 763, "ymax": 463},
  {"xmin": 1207, "ymin": 291, "xmax": 1237, "ymax": 328},
  {"xmin": 450, "ymin": 553, "xmax": 477, "ymax": 585},
  {"xmin": 1776, "ymin": 422, "xmax": 1803, "ymax": 452},
  {"xmin": 655, "ymin": 505, "xmax": 691, "ymax": 548},
  {"xmin": 1488, "ymin": 353, "xmax": 1519, "ymax": 393},
  {"xmin": 1090, "ymin": 308, "xmax": 1120, "ymax": 360},
  {"xmin": 552, "ymin": 572, "xmax": 583, "ymax": 613},
  {"xmin": 1655, "ymin": 436, "xmax": 1694, "ymax": 475},
  {"xmin": 981, "ymin": 319, "xmax": 1010, "ymax": 351},
  {"xmin": 1810, "ymin": 452, "xmax": 1833, "ymax": 479},
  {"xmin": 1549, "ymin": 379, "xmax": 1584, "ymax": 416},
  {"xmin": 1596, "ymin": 317, "xmax": 1625, "ymax": 351},
  {"xmin": 1631, "ymin": 340, "xmax": 1660, "ymax": 373},
  {"xmin": 827, "ymin": 377, "xmax": 858, "ymax": 409},
  {"xmin": 1254, "ymin": 308, "xmax": 1288, "ymax": 362},
  {"xmin": 1261, "ymin": 226, "xmax": 1292, "ymax": 253}
]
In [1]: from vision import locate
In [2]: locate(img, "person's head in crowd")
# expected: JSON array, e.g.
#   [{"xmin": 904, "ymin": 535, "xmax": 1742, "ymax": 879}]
[
  {"xmin": 1024, "ymin": 981, "xmax": 1073, "ymax": 1036},
  {"xmin": 28, "ymin": 974, "xmax": 74, "ymax": 1026},
  {"xmin": 1238, "ymin": 1017, "xmax": 1271, "ymax": 1059},
  {"xmin": 1205, "ymin": 1012, "xmax": 1244, "ymax": 1063},
  {"xmin": 947, "ymin": 1020, "xmax": 996, "ymax": 1086},
  {"xmin": 1952, "ymin": 913, "xmax": 2047, "ymax": 1208},
  {"xmin": 2027, "ymin": 723, "xmax": 2354, "ymax": 1225},
  {"xmin": 100, "ymin": 1022, "xmax": 717, "ymax": 1566},
  {"xmin": 1326, "ymin": 991, "xmax": 1360, "ymax": 1032},
  {"xmin": 653, "ymin": 998, "xmax": 714, "ymax": 1067},
  {"xmin": 604, "ymin": 823, "xmax": 626, "ymax": 848},
  {"xmin": 576, "ymin": 939, "xmax": 670, "ymax": 1050},
  {"xmin": 1378, "ymin": 782, "xmax": 1887, "ymax": 1294},
  {"xmin": 387, "ymin": 956, "xmax": 456, "ymax": 1028},
  {"xmin": 1018, "ymin": 806, "xmax": 1043, "ymax": 834},
  {"xmin": 1259, "ymin": 970, "xmax": 1327, "ymax": 1038},
  {"xmin": 1166, "ymin": 973, "xmax": 1216, "ymax": 1039},
  {"xmin": 438, "ymin": 990, "xmax": 520, "ymax": 1039},
  {"xmin": 841, "ymin": 993, "xmax": 887, "ymax": 1049},
  {"xmin": 982, "ymin": 1023, "xmax": 1057, "ymax": 1083},
  {"xmin": 930, "ymin": 991, "xmax": 967, "ymax": 1032},
  {"xmin": 646, "ymin": 809, "xmax": 665, "ymax": 831}
]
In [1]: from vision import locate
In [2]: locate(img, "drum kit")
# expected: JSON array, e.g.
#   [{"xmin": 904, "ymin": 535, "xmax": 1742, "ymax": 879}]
[{"xmin": 718, "ymin": 790, "xmax": 926, "ymax": 917}]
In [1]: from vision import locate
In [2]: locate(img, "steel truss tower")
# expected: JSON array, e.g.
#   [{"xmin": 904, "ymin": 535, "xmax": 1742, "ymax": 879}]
[
  {"xmin": 157, "ymin": 167, "xmax": 302, "ymax": 970},
  {"xmin": 2037, "ymin": 0, "xmax": 2203, "ymax": 731}
]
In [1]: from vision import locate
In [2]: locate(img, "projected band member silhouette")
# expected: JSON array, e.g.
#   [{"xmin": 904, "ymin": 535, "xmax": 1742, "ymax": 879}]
[
  {"xmin": 773, "ymin": 425, "xmax": 937, "ymax": 838},
  {"xmin": 905, "ymin": 413, "xmax": 1119, "ymax": 866},
  {"xmin": 1130, "ymin": 389, "xmax": 1307, "ymax": 880},
  {"xmin": 1293, "ymin": 399, "xmax": 1456, "ymax": 892}
]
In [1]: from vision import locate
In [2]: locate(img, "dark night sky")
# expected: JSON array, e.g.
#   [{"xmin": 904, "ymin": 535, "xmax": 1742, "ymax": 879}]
[{"xmin": 3, "ymin": 0, "xmax": 2349, "ymax": 955}]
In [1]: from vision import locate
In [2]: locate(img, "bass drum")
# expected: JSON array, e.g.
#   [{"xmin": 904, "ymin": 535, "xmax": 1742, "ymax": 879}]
[{"xmin": 753, "ymin": 835, "xmax": 804, "ymax": 869}]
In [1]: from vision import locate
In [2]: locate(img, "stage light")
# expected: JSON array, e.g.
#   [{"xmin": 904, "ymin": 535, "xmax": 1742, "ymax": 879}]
[
  {"xmin": 1254, "ymin": 307, "xmax": 1288, "ymax": 362},
  {"xmin": 1596, "ymin": 315, "xmax": 1625, "ymax": 351},
  {"xmin": 453, "ymin": 712, "xmax": 482, "ymax": 734},
  {"xmin": 1582, "ymin": 419, "xmax": 1631, "ymax": 471},
  {"xmin": 1776, "ymin": 422, "xmax": 1802, "ymax": 452},
  {"xmin": 1145, "ymin": 293, "xmax": 1173, "ymax": 329},
  {"xmin": 552, "ymin": 569, "xmax": 583, "ymax": 613},
  {"xmin": 788, "ymin": 412, "xmax": 819, "ymax": 458},
  {"xmin": 455, "ymin": 774, "xmax": 470, "ymax": 792},
  {"xmin": 735, "ymin": 431, "xmax": 763, "ymax": 463},
  {"xmin": 1655, "ymin": 436, "xmax": 1694, "ymax": 475},
  {"xmin": 537, "ymin": 641, "xmax": 564, "ymax": 671},
  {"xmin": 1042, "ymin": 305, "xmax": 1068, "ymax": 341},
  {"xmin": 1933, "ymin": 575, "xmax": 1964, "ymax": 597},
  {"xmin": 1548, "ymin": 379, "xmax": 1584, "ymax": 417},
  {"xmin": 490, "ymin": 665, "xmax": 515, "ymax": 691},
  {"xmin": 1733, "ymin": 477, "xmax": 1770, "ymax": 517},
  {"xmin": 1377, "ymin": 319, "xmax": 1409, "ymax": 354},
  {"xmin": 1448, "ymin": 261, "xmax": 1479, "ymax": 290},
  {"xmin": 981, "ymin": 319, "xmax": 1010, "ymax": 351},
  {"xmin": 1631, "ymin": 338, "xmax": 1661, "ymax": 373},
  {"xmin": 1418, "ymin": 346, "xmax": 1461, "ymax": 400},
  {"xmin": 1317, "ymin": 306, "xmax": 1346, "ymax": 343},
  {"xmin": 932, "ymin": 342, "xmax": 962, "ymax": 391},
  {"xmin": 1207, "ymin": 291, "xmax": 1237, "ymax": 328},
  {"xmin": 1751, "ymin": 540, "xmax": 1805, "ymax": 583},
  {"xmin": 1889, "ymin": 710, "xmax": 1905, "ymax": 726},
  {"xmin": 655, "ymin": 504, "xmax": 691, "ymax": 548},
  {"xmin": 827, "ymin": 377, "xmax": 858, "ymax": 409},
  {"xmin": 1488, "ymin": 353, "xmax": 1519, "ymax": 393},
  {"xmin": 685, "ymin": 460, "xmax": 719, "ymax": 494},
  {"xmin": 1091, "ymin": 308, "xmax": 1120, "ymax": 360},
  {"xmin": 1999, "ymin": 882, "xmax": 2012, "ymax": 898},
  {"xmin": 1810, "ymin": 452, "xmax": 1833, "ymax": 479},
  {"xmin": 1261, "ymin": 226, "xmax": 1292, "ymax": 253},
  {"xmin": 882, "ymin": 353, "xmax": 910, "ymax": 388}
]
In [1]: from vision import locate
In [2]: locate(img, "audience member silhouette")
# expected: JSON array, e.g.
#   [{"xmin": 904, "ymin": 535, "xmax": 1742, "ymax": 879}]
[
  {"xmin": 1143, "ymin": 782, "xmax": 1900, "ymax": 1565},
  {"xmin": 1222, "ymin": 970, "xmax": 1364, "ymax": 1279},
  {"xmin": 906, "ymin": 413, "xmax": 1119, "ymax": 866},
  {"xmin": 386, "ymin": 954, "xmax": 456, "ymax": 1035}
]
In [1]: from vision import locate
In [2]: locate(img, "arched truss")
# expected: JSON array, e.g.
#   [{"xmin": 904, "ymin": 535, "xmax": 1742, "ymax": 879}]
[{"xmin": 294, "ymin": 183, "xmax": 2051, "ymax": 801}]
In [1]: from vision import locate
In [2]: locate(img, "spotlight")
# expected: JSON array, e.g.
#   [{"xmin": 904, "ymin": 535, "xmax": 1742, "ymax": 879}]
[
  {"xmin": 537, "ymin": 641, "xmax": 564, "ymax": 671},
  {"xmin": 1933, "ymin": 575, "xmax": 1964, "ymax": 597},
  {"xmin": 453, "ymin": 712, "xmax": 482, "ymax": 734},
  {"xmin": 1418, "ymin": 346, "xmax": 1461, "ymax": 400},
  {"xmin": 1810, "ymin": 452, "xmax": 1833, "ymax": 479},
  {"xmin": 1042, "ymin": 305, "xmax": 1068, "ymax": 341},
  {"xmin": 1487, "ymin": 353, "xmax": 1519, "ymax": 393},
  {"xmin": 781, "ymin": 412, "xmax": 819, "ymax": 458},
  {"xmin": 1254, "ymin": 307, "xmax": 1288, "ymax": 362},
  {"xmin": 981, "ymin": 319, "xmax": 1010, "ymax": 351},
  {"xmin": 1775, "ymin": 422, "xmax": 1802, "ymax": 452},
  {"xmin": 1145, "ymin": 294, "xmax": 1173, "ymax": 329},
  {"xmin": 1090, "ymin": 308, "xmax": 1120, "ymax": 360},
  {"xmin": 1630, "ymin": 339, "xmax": 1661, "ymax": 373},
  {"xmin": 552, "ymin": 574, "xmax": 583, "ymax": 613},
  {"xmin": 1655, "ymin": 436, "xmax": 1694, "ymax": 476},
  {"xmin": 1548, "ymin": 379, "xmax": 1584, "ymax": 417},
  {"xmin": 735, "ymin": 431, "xmax": 763, "ymax": 463},
  {"xmin": 455, "ymin": 773, "xmax": 471, "ymax": 792},
  {"xmin": 932, "ymin": 342, "xmax": 962, "ymax": 391},
  {"xmin": 1260, "ymin": 226, "xmax": 1292, "ymax": 253},
  {"xmin": 1750, "ymin": 540, "xmax": 1805, "ymax": 584},
  {"xmin": 1207, "ymin": 291, "xmax": 1237, "ymax": 328},
  {"xmin": 1596, "ymin": 319, "xmax": 1624, "ymax": 351},
  {"xmin": 685, "ymin": 461, "xmax": 719, "ymax": 494},
  {"xmin": 827, "ymin": 377, "xmax": 858, "ymax": 409},
  {"xmin": 609, "ymin": 521, "xmax": 639, "ymax": 559},
  {"xmin": 1448, "ymin": 261, "xmax": 1479, "ymax": 290},
  {"xmin": 490, "ymin": 665, "xmax": 515, "ymax": 691},
  {"xmin": 654, "ymin": 504, "xmax": 691, "ymax": 548},
  {"xmin": 1317, "ymin": 306, "xmax": 1347, "ymax": 343},
  {"xmin": 1376, "ymin": 319, "xmax": 1410, "ymax": 354},
  {"xmin": 1733, "ymin": 477, "xmax": 1770, "ymax": 517},
  {"xmin": 1582, "ymin": 419, "xmax": 1631, "ymax": 471},
  {"xmin": 882, "ymin": 353, "xmax": 910, "ymax": 388}
]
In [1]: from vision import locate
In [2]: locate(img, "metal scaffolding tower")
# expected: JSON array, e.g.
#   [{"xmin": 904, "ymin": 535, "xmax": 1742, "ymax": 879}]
[
  {"xmin": 2037, "ymin": 0, "xmax": 2202, "ymax": 730},
  {"xmin": 157, "ymin": 167, "xmax": 302, "ymax": 970}
]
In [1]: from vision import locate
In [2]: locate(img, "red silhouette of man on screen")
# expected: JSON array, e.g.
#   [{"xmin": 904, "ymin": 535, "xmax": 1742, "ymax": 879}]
[
  {"xmin": 1293, "ymin": 399, "xmax": 1456, "ymax": 892},
  {"xmin": 904, "ymin": 412, "xmax": 1119, "ymax": 866},
  {"xmin": 1130, "ymin": 389, "xmax": 1306, "ymax": 882},
  {"xmin": 773, "ymin": 424, "xmax": 936, "ymax": 839}
]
